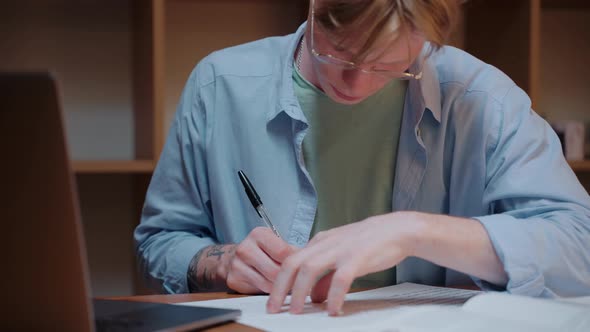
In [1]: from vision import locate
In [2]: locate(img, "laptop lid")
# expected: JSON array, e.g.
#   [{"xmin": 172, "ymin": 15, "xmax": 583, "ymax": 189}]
[
  {"xmin": 1, "ymin": 72, "xmax": 94, "ymax": 331},
  {"xmin": 0, "ymin": 72, "xmax": 240, "ymax": 331}
]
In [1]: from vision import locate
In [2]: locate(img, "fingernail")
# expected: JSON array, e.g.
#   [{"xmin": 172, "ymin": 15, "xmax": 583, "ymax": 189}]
[
  {"xmin": 329, "ymin": 309, "xmax": 344, "ymax": 317},
  {"xmin": 266, "ymin": 302, "xmax": 276, "ymax": 313}
]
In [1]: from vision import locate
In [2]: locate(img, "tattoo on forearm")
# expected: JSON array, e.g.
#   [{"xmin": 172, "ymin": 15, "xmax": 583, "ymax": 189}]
[
  {"xmin": 187, "ymin": 244, "xmax": 237, "ymax": 293},
  {"xmin": 187, "ymin": 247, "xmax": 206, "ymax": 293},
  {"xmin": 206, "ymin": 244, "xmax": 225, "ymax": 260},
  {"xmin": 199, "ymin": 266, "xmax": 213, "ymax": 290}
]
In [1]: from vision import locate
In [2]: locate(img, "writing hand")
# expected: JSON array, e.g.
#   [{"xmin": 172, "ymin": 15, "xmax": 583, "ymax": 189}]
[{"xmin": 226, "ymin": 227, "xmax": 297, "ymax": 294}]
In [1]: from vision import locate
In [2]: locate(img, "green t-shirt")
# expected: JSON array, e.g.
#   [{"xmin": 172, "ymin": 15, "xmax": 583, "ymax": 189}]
[{"xmin": 293, "ymin": 67, "xmax": 407, "ymax": 288}]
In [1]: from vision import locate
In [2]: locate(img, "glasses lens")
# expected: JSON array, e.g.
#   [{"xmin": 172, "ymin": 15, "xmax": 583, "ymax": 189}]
[{"xmin": 315, "ymin": 54, "xmax": 356, "ymax": 69}]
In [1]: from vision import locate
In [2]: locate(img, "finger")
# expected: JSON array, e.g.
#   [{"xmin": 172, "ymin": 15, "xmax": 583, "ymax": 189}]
[
  {"xmin": 252, "ymin": 228, "xmax": 294, "ymax": 262},
  {"xmin": 266, "ymin": 256, "xmax": 299, "ymax": 313},
  {"xmin": 310, "ymin": 270, "xmax": 334, "ymax": 304},
  {"xmin": 289, "ymin": 260, "xmax": 334, "ymax": 314},
  {"xmin": 268, "ymin": 242, "xmax": 337, "ymax": 314},
  {"xmin": 228, "ymin": 258, "xmax": 273, "ymax": 294},
  {"xmin": 238, "ymin": 242, "xmax": 282, "ymax": 282},
  {"xmin": 326, "ymin": 265, "xmax": 356, "ymax": 316}
]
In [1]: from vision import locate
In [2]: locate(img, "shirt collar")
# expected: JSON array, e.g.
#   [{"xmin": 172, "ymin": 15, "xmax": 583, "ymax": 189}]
[
  {"xmin": 408, "ymin": 44, "xmax": 442, "ymax": 126},
  {"xmin": 267, "ymin": 23, "xmax": 308, "ymax": 123}
]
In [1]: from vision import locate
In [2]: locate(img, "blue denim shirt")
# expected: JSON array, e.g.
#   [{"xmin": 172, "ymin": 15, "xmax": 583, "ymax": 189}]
[{"xmin": 135, "ymin": 23, "xmax": 590, "ymax": 296}]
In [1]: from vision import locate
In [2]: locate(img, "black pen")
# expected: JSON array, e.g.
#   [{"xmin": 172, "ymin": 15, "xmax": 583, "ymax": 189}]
[{"xmin": 238, "ymin": 170, "xmax": 282, "ymax": 238}]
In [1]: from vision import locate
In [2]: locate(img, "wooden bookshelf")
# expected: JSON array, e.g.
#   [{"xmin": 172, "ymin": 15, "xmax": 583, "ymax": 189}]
[
  {"xmin": 569, "ymin": 161, "xmax": 590, "ymax": 172},
  {"xmin": 462, "ymin": 0, "xmax": 590, "ymax": 174},
  {"xmin": 463, "ymin": 0, "xmax": 540, "ymax": 106},
  {"xmin": 72, "ymin": 160, "xmax": 155, "ymax": 174},
  {"xmin": 0, "ymin": 0, "xmax": 308, "ymax": 296}
]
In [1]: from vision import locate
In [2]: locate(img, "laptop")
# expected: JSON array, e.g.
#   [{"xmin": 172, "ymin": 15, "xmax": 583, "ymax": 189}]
[{"xmin": 0, "ymin": 72, "xmax": 241, "ymax": 331}]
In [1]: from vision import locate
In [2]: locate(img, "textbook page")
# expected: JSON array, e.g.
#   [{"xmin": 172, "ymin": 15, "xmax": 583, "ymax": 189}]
[
  {"xmin": 392, "ymin": 291, "xmax": 590, "ymax": 332},
  {"xmin": 559, "ymin": 295, "xmax": 590, "ymax": 306},
  {"xmin": 180, "ymin": 282, "xmax": 480, "ymax": 332},
  {"xmin": 463, "ymin": 292, "xmax": 590, "ymax": 331}
]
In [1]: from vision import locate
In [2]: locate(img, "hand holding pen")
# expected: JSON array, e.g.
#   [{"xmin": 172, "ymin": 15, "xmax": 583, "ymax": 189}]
[{"xmin": 202, "ymin": 170, "xmax": 293, "ymax": 295}]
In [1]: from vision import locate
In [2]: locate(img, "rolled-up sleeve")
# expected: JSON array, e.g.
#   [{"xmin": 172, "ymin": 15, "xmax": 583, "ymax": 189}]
[
  {"xmin": 473, "ymin": 85, "xmax": 590, "ymax": 297},
  {"xmin": 134, "ymin": 63, "xmax": 216, "ymax": 294}
]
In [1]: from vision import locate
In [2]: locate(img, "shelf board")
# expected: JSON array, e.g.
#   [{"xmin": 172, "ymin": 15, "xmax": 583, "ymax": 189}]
[
  {"xmin": 542, "ymin": 0, "xmax": 590, "ymax": 9},
  {"xmin": 73, "ymin": 160, "xmax": 155, "ymax": 174},
  {"xmin": 568, "ymin": 161, "xmax": 590, "ymax": 172}
]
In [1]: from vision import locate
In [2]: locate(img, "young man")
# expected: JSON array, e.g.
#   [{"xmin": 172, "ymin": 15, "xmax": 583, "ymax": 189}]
[{"xmin": 135, "ymin": 0, "xmax": 590, "ymax": 316}]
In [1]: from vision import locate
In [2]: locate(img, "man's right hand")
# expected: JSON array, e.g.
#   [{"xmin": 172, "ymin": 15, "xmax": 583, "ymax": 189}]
[{"xmin": 188, "ymin": 227, "xmax": 296, "ymax": 294}]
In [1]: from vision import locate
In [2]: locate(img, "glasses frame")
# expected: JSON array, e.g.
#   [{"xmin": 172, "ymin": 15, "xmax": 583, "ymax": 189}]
[{"xmin": 308, "ymin": 0, "xmax": 423, "ymax": 80}]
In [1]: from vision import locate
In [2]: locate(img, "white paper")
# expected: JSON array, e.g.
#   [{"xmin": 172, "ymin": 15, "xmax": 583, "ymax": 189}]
[
  {"xmin": 180, "ymin": 283, "xmax": 479, "ymax": 332},
  {"xmin": 180, "ymin": 283, "xmax": 590, "ymax": 332}
]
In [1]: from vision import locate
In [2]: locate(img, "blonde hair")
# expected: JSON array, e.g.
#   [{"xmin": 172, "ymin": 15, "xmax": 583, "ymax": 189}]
[{"xmin": 314, "ymin": 0, "xmax": 459, "ymax": 62}]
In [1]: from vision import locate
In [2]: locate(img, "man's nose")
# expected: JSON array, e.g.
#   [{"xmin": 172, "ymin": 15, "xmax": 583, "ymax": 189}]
[{"xmin": 341, "ymin": 68, "xmax": 371, "ymax": 91}]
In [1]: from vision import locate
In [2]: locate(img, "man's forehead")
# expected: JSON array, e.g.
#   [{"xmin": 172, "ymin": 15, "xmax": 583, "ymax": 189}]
[
  {"xmin": 313, "ymin": 0, "xmax": 403, "ymax": 28},
  {"xmin": 320, "ymin": 27, "xmax": 411, "ymax": 64},
  {"xmin": 312, "ymin": 0, "xmax": 411, "ymax": 61}
]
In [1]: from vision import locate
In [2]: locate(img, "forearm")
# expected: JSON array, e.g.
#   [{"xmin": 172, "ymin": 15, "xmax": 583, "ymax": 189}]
[
  {"xmin": 407, "ymin": 212, "xmax": 508, "ymax": 287},
  {"xmin": 187, "ymin": 244, "xmax": 237, "ymax": 292}
]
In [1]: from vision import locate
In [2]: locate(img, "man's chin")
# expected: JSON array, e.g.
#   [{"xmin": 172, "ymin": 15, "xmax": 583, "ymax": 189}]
[
  {"xmin": 329, "ymin": 95, "xmax": 366, "ymax": 105},
  {"xmin": 328, "ymin": 85, "xmax": 366, "ymax": 105}
]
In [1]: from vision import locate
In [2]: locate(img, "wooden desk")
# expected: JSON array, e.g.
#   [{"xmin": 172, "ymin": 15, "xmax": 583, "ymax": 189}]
[{"xmin": 105, "ymin": 292, "xmax": 260, "ymax": 331}]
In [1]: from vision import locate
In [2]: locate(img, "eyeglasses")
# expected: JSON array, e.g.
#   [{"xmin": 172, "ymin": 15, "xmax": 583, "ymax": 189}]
[{"xmin": 309, "ymin": 0, "xmax": 423, "ymax": 80}]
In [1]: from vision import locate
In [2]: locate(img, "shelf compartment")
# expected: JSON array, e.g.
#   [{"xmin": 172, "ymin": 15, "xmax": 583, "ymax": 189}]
[{"xmin": 1, "ymin": 0, "xmax": 162, "ymax": 162}]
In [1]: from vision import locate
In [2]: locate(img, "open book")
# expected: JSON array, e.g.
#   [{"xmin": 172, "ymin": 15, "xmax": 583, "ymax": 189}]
[
  {"xmin": 180, "ymin": 283, "xmax": 590, "ymax": 332},
  {"xmin": 391, "ymin": 288, "xmax": 590, "ymax": 332}
]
